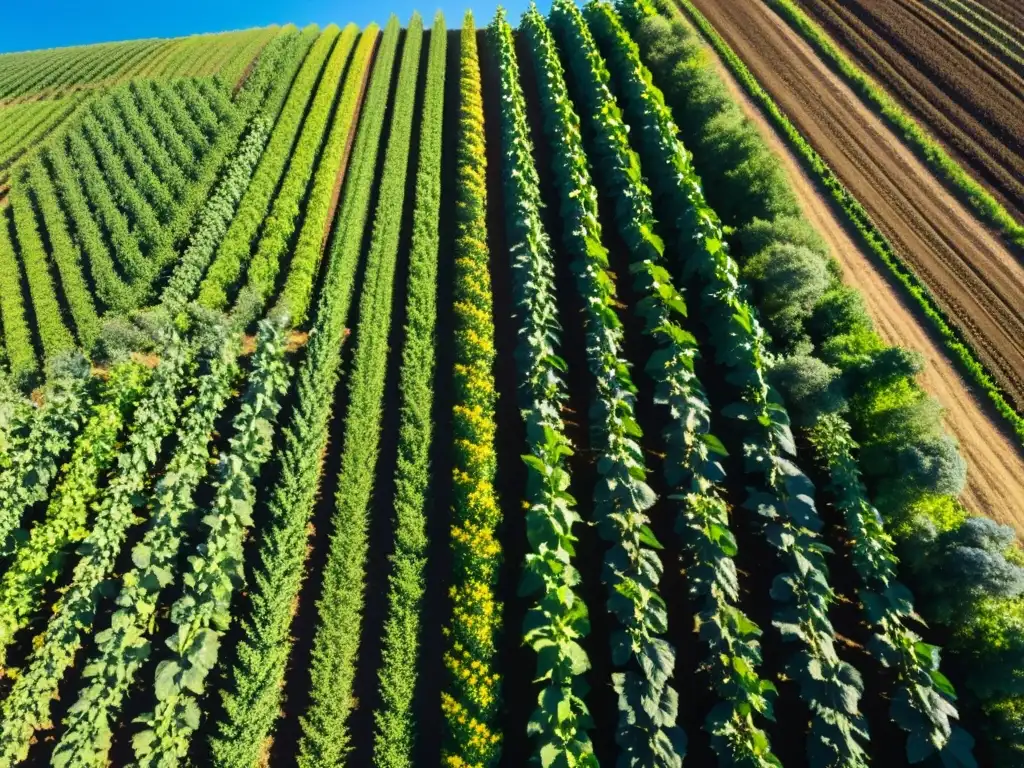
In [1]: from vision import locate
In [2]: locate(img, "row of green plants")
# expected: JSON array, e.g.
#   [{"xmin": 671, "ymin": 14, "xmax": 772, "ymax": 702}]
[
  {"xmin": 167, "ymin": 25, "xmax": 315, "ymax": 247},
  {"xmin": 161, "ymin": 118, "xmax": 272, "ymax": 310},
  {"xmin": 0, "ymin": 38, "xmax": 156, "ymax": 101},
  {"xmin": 627, "ymin": 0, "xmax": 1020, "ymax": 759},
  {"xmin": 176, "ymin": 78, "xmax": 223, "ymax": 138},
  {"xmin": 21, "ymin": 155, "xmax": 101, "ymax": 348},
  {"xmin": 109, "ymin": 85, "xmax": 188, "ymax": 200},
  {"xmin": 612, "ymin": 2, "xmax": 871, "ymax": 764},
  {"xmin": 668, "ymin": 0, "xmax": 1024, "ymax": 444},
  {"xmin": 297, "ymin": 15, "xmax": 424, "ymax": 764},
  {"xmin": 129, "ymin": 320, "xmax": 290, "ymax": 767},
  {"xmin": 49, "ymin": 323, "xmax": 241, "ymax": 768},
  {"xmin": 208, "ymin": 17, "xmax": 402, "ymax": 767},
  {"xmin": 600, "ymin": 3, "xmax": 976, "ymax": 760},
  {"xmin": 0, "ymin": 208, "xmax": 37, "ymax": 384},
  {"xmin": 276, "ymin": 25, "xmax": 379, "ymax": 323},
  {"xmin": 129, "ymin": 79, "xmax": 197, "ymax": 173},
  {"xmin": 374, "ymin": 13, "xmax": 446, "ymax": 768},
  {"xmin": 764, "ymin": 0, "xmax": 1024, "ymax": 249},
  {"xmin": 0, "ymin": 99, "xmax": 62, "ymax": 149},
  {"xmin": 0, "ymin": 93, "xmax": 85, "ymax": 171},
  {"xmin": 216, "ymin": 26, "xmax": 283, "ymax": 87},
  {"xmin": 0, "ymin": 329, "xmax": 195, "ymax": 766},
  {"xmin": 44, "ymin": 137, "xmax": 143, "ymax": 314},
  {"xmin": 496, "ymin": 8, "xmax": 596, "ymax": 764},
  {"xmin": 148, "ymin": 79, "xmax": 211, "ymax": 160},
  {"xmin": 574, "ymin": 3, "xmax": 781, "ymax": 763},
  {"xmin": 6, "ymin": 172, "xmax": 77, "ymax": 358},
  {"xmin": 440, "ymin": 16, "xmax": 505, "ymax": 768},
  {"xmin": 809, "ymin": 415, "xmax": 977, "ymax": 766},
  {"xmin": 79, "ymin": 108, "xmax": 176, "ymax": 273},
  {"xmin": 0, "ymin": 357, "xmax": 92, "ymax": 566},
  {"xmin": 89, "ymin": 94, "xmax": 176, "ymax": 222},
  {"xmin": 534, "ymin": 4, "xmax": 692, "ymax": 763},
  {"xmin": 66, "ymin": 127, "xmax": 153, "ymax": 288},
  {"xmin": 232, "ymin": 24, "xmax": 361, "ymax": 325},
  {"xmin": 0, "ymin": 363, "xmax": 148, "ymax": 671},
  {"xmin": 197, "ymin": 25, "xmax": 340, "ymax": 311}
]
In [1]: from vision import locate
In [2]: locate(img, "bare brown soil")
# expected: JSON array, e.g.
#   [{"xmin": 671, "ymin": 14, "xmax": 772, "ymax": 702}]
[
  {"xmin": 703, "ymin": 43, "xmax": 1024, "ymax": 536},
  {"xmin": 689, "ymin": 0, "xmax": 1024, "ymax": 411},
  {"xmin": 974, "ymin": 0, "xmax": 1024, "ymax": 33},
  {"xmin": 795, "ymin": 0, "xmax": 1024, "ymax": 220}
]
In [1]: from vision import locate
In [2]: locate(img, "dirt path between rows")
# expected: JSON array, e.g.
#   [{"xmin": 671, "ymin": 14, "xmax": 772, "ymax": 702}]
[
  {"xmin": 686, "ymin": 0, "xmax": 1024, "ymax": 415},
  {"xmin": 699, "ymin": 33, "xmax": 1024, "ymax": 533}
]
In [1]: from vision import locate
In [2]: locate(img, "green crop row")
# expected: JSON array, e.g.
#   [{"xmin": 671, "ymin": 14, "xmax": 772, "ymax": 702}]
[
  {"xmin": 439, "ymin": 16, "xmax": 506, "ymax": 768},
  {"xmin": 765, "ymin": 0, "xmax": 1024, "ymax": 249},
  {"xmin": 44, "ymin": 139, "xmax": 143, "ymax": 313},
  {"xmin": 88, "ymin": 95, "xmax": 176, "ymax": 223},
  {"xmin": 161, "ymin": 117, "xmax": 272, "ymax": 310},
  {"xmin": 130, "ymin": 320, "xmax": 290, "ymax": 767},
  {"xmin": 0, "ymin": 209, "xmax": 36, "ymax": 385},
  {"xmin": 130, "ymin": 79, "xmax": 196, "ymax": 174},
  {"xmin": 545, "ymin": 2, "xmax": 693, "ymax": 761},
  {"xmin": 80, "ymin": 107, "xmax": 175, "ymax": 272},
  {"xmin": 167, "ymin": 25, "xmax": 315, "ymax": 247},
  {"xmin": 580, "ymin": 3, "xmax": 781, "ymax": 762},
  {"xmin": 22, "ymin": 155, "xmax": 101, "ymax": 348},
  {"xmin": 217, "ymin": 26, "xmax": 282, "ymax": 86},
  {"xmin": 5, "ymin": 174, "xmax": 76, "ymax": 359},
  {"xmin": 374, "ymin": 14, "xmax": 446, "ymax": 768},
  {"xmin": 51, "ymin": 326, "xmax": 240, "ymax": 768},
  {"xmin": 66, "ymin": 128, "xmax": 153, "ymax": 287},
  {"xmin": 109, "ymin": 85, "xmax": 188, "ymax": 199},
  {"xmin": 0, "ymin": 358, "xmax": 92, "ymax": 566},
  {"xmin": 207, "ymin": 17, "xmax": 402, "ymax": 768},
  {"xmin": 0, "ymin": 363, "xmax": 148, "ymax": 675},
  {"xmin": 276, "ymin": 25, "xmax": 379, "ymax": 323},
  {"xmin": 0, "ymin": 330, "xmax": 194, "ymax": 767},
  {"xmin": 233, "ymin": 24, "xmax": 359, "ymax": 325},
  {"xmin": 197, "ymin": 25, "xmax": 340, "ymax": 311},
  {"xmin": 0, "ymin": 94, "xmax": 85, "ymax": 171},
  {"xmin": 297, "ymin": 14, "xmax": 424, "ymax": 765},
  {"xmin": 148, "ymin": 79, "xmax": 211, "ymax": 159},
  {"xmin": 616, "ymin": 2, "xmax": 871, "ymax": 764}
]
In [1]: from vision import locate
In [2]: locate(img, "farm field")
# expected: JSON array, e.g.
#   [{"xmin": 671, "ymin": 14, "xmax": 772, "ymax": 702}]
[
  {"xmin": 682, "ymin": 0, "xmax": 1024, "ymax": 416},
  {"xmin": 700, "ymin": 31, "xmax": 1024, "ymax": 536},
  {"xmin": 788, "ymin": 0, "xmax": 1024, "ymax": 221},
  {"xmin": 0, "ymin": 1, "xmax": 1021, "ymax": 767}
]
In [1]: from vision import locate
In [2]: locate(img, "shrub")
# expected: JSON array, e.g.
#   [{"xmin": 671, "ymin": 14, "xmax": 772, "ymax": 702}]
[{"xmin": 743, "ymin": 243, "xmax": 831, "ymax": 349}]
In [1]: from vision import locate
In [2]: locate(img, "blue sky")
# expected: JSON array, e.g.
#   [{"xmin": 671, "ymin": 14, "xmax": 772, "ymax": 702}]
[{"xmin": 0, "ymin": 0, "xmax": 552, "ymax": 54}]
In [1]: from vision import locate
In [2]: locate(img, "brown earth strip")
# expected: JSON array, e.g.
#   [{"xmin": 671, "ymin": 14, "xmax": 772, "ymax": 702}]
[
  {"xmin": 973, "ymin": 0, "xmax": 1024, "ymax": 33},
  {"xmin": 795, "ymin": 0, "xmax": 1024, "ymax": 220},
  {"xmin": 697, "ymin": 33, "xmax": 1024, "ymax": 535},
  {"xmin": 687, "ymin": 0, "xmax": 1024, "ymax": 409}
]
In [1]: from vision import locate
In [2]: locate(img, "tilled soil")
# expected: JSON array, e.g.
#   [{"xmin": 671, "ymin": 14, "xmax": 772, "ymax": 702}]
[
  {"xmin": 697, "ymin": 28, "xmax": 1024, "ymax": 535},
  {"xmin": 795, "ymin": 0, "xmax": 1024, "ymax": 220},
  {"xmin": 688, "ymin": 0, "xmax": 1024, "ymax": 414},
  {"xmin": 974, "ymin": 0, "xmax": 1024, "ymax": 34}
]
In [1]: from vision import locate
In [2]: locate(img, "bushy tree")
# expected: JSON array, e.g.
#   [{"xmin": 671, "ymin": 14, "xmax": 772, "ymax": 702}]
[
  {"xmin": 737, "ymin": 214, "xmax": 829, "ymax": 263},
  {"xmin": 845, "ymin": 346, "xmax": 924, "ymax": 393},
  {"xmin": 904, "ymin": 517, "xmax": 1024, "ymax": 623},
  {"xmin": 895, "ymin": 435, "xmax": 967, "ymax": 498},
  {"xmin": 744, "ymin": 243, "xmax": 831, "ymax": 349},
  {"xmin": 770, "ymin": 354, "xmax": 844, "ymax": 426},
  {"xmin": 809, "ymin": 286, "xmax": 870, "ymax": 343}
]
